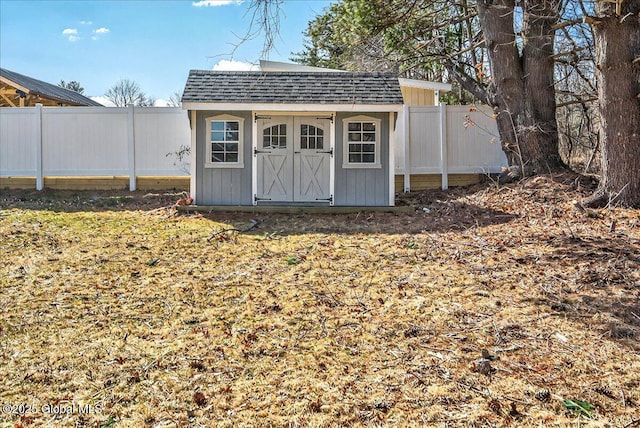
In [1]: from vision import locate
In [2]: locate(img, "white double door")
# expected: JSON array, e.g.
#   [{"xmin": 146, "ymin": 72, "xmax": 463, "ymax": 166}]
[{"xmin": 256, "ymin": 116, "xmax": 332, "ymax": 203}]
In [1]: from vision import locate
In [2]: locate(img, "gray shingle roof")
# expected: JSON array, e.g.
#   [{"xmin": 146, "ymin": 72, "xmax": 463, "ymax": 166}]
[
  {"xmin": 0, "ymin": 68, "xmax": 103, "ymax": 106},
  {"xmin": 182, "ymin": 70, "xmax": 404, "ymax": 105}
]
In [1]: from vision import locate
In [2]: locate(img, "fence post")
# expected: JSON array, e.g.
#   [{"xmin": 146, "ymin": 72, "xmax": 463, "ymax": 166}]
[
  {"xmin": 35, "ymin": 104, "xmax": 43, "ymax": 190},
  {"xmin": 403, "ymin": 104, "xmax": 411, "ymax": 192},
  {"xmin": 127, "ymin": 105, "xmax": 136, "ymax": 191},
  {"xmin": 439, "ymin": 102, "xmax": 448, "ymax": 190}
]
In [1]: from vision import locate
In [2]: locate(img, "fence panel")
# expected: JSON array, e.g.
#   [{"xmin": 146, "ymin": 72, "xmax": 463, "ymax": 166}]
[
  {"xmin": 0, "ymin": 108, "xmax": 38, "ymax": 176},
  {"xmin": 408, "ymin": 106, "xmax": 441, "ymax": 173},
  {"xmin": 42, "ymin": 107, "xmax": 129, "ymax": 176},
  {"xmin": 134, "ymin": 107, "xmax": 190, "ymax": 176},
  {"xmin": 445, "ymin": 105, "xmax": 505, "ymax": 173}
]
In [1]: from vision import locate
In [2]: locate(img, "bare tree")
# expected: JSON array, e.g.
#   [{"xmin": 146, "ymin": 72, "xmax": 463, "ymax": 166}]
[
  {"xmin": 167, "ymin": 91, "xmax": 182, "ymax": 107},
  {"xmin": 227, "ymin": 0, "xmax": 283, "ymax": 59},
  {"xmin": 105, "ymin": 79, "xmax": 153, "ymax": 107}
]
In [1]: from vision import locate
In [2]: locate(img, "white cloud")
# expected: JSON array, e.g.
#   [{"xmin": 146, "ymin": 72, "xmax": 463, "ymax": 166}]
[
  {"xmin": 62, "ymin": 28, "xmax": 79, "ymax": 42},
  {"xmin": 192, "ymin": 0, "xmax": 243, "ymax": 7},
  {"xmin": 94, "ymin": 27, "xmax": 110, "ymax": 34},
  {"xmin": 212, "ymin": 59, "xmax": 258, "ymax": 71}
]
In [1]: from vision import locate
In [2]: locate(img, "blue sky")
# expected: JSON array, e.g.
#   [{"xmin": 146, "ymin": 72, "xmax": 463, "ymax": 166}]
[{"xmin": 0, "ymin": 0, "xmax": 333, "ymax": 105}]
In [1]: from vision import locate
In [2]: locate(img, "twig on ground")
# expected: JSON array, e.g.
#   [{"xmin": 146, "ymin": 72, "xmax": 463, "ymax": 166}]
[{"xmin": 207, "ymin": 219, "xmax": 260, "ymax": 241}]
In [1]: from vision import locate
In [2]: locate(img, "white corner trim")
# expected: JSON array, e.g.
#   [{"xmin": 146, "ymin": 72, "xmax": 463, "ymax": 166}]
[
  {"xmin": 388, "ymin": 111, "xmax": 395, "ymax": 206},
  {"xmin": 189, "ymin": 110, "xmax": 197, "ymax": 202},
  {"xmin": 329, "ymin": 112, "xmax": 336, "ymax": 206},
  {"xmin": 251, "ymin": 112, "xmax": 258, "ymax": 206}
]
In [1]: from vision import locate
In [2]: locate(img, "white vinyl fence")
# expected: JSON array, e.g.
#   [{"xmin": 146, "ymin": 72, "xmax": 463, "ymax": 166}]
[
  {"xmin": 395, "ymin": 104, "xmax": 507, "ymax": 191},
  {"xmin": 1, "ymin": 104, "xmax": 507, "ymax": 191},
  {"xmin": 0, "ymin": 106, "xmax": 190, "ymax": 190}
]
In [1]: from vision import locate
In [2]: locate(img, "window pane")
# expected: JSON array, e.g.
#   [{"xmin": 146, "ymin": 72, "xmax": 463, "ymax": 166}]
[
  {"xmin": 301, "ymin": 125, "xmax": 308, "ymax": 136},
  {"xmin": 227, "ymin": 121, "xmax": 239, "ymax": 131},
  {"xmin": 212, "ymin": 143, "xmax": 225, "ymax": 152},
  {"xmin": 300, "ymin": 137, "xmax": 308, "ymax": 150},
  {"xmin": 363, "ymin": 132, "xmax": 376, "ymax": 142},
  {"xmin": 349, "ymin": 143, "xmax": 362, "ymax": 153},
  {"xmin": 362, "ymin": 144, "xmax": 375, "ymax": 153},
  {"xmin": 316, "ymin": 136, "xmax": 324, "ymax": 149},
  {"xmin": 212, "ymin": 153, "xmax": 225, "ymax": 163},
  {"xmin": 363, "ymin": 122, "xmax": 376, "ymax": 131},
  {"xmin": 317, "ymin": 128, "xmax": 324, "ymax": 137},
  {"xmin": 264, "ymin": 128, "xmax": 271, "ymax": 137},
  {"xmin": 348, "ymin": 132, "xmax": 361, "ymax": 142},
  {"xmin": 348, "ymin": 122, "xmax": 361, "ymax": 131},
  {"xmin": 263, "ymin": 136, "xmax": 271, "ymax": 148},
  {"xmin": 226, "ymin": 153, "xmax": 238, "ymax": 163},
  {"xmin": 225, "ymin": 143, "xmax": 237, "ymax": 152},
  {"xmin": 226, "ymin": 131, "xmax": 238, "ymax": 141},
  {"xmin": 349, "ymin": 153, "xmax": 361, "ymax": 163},
  {"xmin": 212, "ymin": 121, "xmax": 225, "ymax": 131},
  {"xmin": 212, "ymin": 131, "xmax": 224, "ymax": 141},
  {"xmin": 362, "ymin": 154, "xmax": 375, "ymax": 163},
  {"xmin": 279, "ymin": 124, "xmax": 286, "ymax": 135}
]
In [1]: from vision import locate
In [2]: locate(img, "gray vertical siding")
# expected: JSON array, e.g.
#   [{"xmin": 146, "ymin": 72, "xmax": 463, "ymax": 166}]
[
  {"xmin": 195, "ymin": 110, "xmax": 394, "ymax": 206},
  {"xmin": 334, "ymin": 112, "xmax": 391, "ymax": 206},
  {"xmin": 195, "ymin": 110, "xmax": 253, "ymax": 205}
]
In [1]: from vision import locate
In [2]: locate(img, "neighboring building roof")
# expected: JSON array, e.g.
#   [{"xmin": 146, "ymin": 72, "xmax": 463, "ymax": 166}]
[
  {"xmin": 398, "ymin": 77, "xmax": 452, "ymax": 92},
  {"xmin": 182, "ymin": 70, "xmax": 404, "ymax": 106},
  {"xmin": 0, "ymin": 68, "xmax": 102, "ymax": 106},
  {"xmin": 260, "ymin": 60, "xmax": 452, "ymax": 92},
  {"xmin": 260, "ymin": 59, "xmax": 345, "ymax": 73}
]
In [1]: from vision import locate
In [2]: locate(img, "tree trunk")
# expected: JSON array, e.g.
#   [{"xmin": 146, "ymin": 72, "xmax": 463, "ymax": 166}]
[
  {"xmin": 585, "ymin": 0, "xmax": 640, "ymax": 207},
  {"xmin": 477, "ymin": 0, "xmax": 565, "ymax": 177}
]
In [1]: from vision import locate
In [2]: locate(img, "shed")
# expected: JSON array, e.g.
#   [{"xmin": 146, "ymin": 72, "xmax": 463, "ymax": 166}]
[
  {"xmin": 182, "ymin": 70, "xmax": 404, "ymax": 206},
  {"xmin": 0, "ymin": 68, "xmax": 102, "ymax": 107}
]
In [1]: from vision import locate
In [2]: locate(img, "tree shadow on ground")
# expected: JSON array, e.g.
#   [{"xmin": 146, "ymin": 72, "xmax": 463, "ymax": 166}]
[
  {"xmin": 1, "ymin": 187, "xmax": 518, "ymax": 235},
  {"xmin": 199, "ymin": 201, "xmax": 517, "ymax": 236},
  {"xmin": 529, "ymin": 233, "xmax": 640, "ymax": 351},
  {"xmin": 0, "ymin": 189, "xmax": 185, "ymax": 213}
]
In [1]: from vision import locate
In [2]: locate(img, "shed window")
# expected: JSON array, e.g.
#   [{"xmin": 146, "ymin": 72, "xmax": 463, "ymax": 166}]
[
  {"xmin": 300, "ymin": 125, "xmax": 324, "ymax": 150},
  {"xmin": 342, "ymin": 116, "xmax": 382, "ymax": 168},
  {"xmin": 263, "ymin": 124, "xmax": 287, "ymax": 149},
  {"xmin": 205, "ymin": 115, "xmax": 244, "ymax": 168}
]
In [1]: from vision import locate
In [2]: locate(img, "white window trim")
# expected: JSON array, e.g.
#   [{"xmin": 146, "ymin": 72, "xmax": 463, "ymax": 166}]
[
  {"xmin": 342, "ymin": 115, "xmax": 382, "ymax": 169},
  {"xmin": 204, "ymin": 114, "xmax": 244, "ymax": 169}
]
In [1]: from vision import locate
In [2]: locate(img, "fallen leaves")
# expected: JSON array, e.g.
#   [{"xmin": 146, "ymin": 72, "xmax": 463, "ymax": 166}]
[{"xmin": 0, "ymin": 175, "xmax": 638, "ymax": 426}]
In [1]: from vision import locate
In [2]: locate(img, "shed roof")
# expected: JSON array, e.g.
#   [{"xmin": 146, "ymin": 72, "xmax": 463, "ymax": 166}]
[
  {"xmin": 182, "ymin": 70, "xmax": 404, "ymax": 105},
  {"xmin": 0, "ymin": 68, "xmax": 102, "ymax": 106}
]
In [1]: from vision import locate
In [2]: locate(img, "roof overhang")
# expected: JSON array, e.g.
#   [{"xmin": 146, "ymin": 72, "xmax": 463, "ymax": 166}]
[
  {"xmin": 182, "ymin": 102, "xmax": 403, "ymax": 113},
  {"xmin": 398, "ymin": 78, "xmax": 452, "ymax": 92},
  {"xmin": 0, "ymin": 76, "xmax": 30, "ymax": 94}
]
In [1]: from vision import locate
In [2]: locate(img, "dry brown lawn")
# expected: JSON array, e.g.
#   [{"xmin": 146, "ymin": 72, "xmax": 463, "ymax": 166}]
[{"xmin": 0, "ymin": 174, "xmax": 639, "ymax": 428}]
